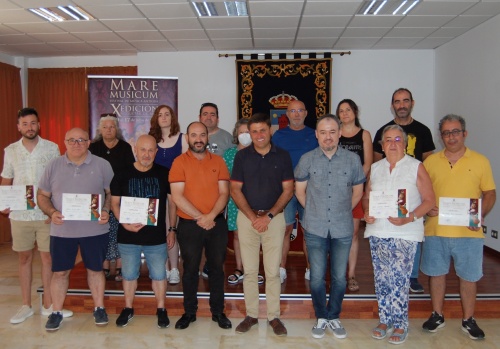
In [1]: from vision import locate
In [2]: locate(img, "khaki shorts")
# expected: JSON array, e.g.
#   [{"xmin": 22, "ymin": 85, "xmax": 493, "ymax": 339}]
[{"xmin": 10, "ymin": 220, "xmax": 50, "ymax": 252}]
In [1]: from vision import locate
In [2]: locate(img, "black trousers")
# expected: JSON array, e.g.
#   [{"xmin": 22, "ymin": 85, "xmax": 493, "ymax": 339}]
[{"xmin": 177, "ymin": 215, "xmax": 228, "ymax": 315}]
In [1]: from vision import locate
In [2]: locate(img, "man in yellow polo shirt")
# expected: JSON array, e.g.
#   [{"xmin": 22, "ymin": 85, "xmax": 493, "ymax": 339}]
[{"xmin": 421, "ymin": 114, "xmax": 496, "ymax": 340}]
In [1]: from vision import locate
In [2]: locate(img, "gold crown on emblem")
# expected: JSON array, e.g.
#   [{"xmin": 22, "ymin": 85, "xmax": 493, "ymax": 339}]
[{"xmin": 269, "ymin": 92, "xmax": 297, "ymax": 109}]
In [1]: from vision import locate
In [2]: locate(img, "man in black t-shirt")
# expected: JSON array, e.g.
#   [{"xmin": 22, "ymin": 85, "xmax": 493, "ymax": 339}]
[
  {"xmin": 373, "ymin": 88, "xmax": 435, "ymax": 162},
  {"xmin": 110, "ymin": 135, "xmax": 176, "ymax": 329},
  {"xmin": 372, "ymin": 88, "xmax": 436, "ymax": 294}
]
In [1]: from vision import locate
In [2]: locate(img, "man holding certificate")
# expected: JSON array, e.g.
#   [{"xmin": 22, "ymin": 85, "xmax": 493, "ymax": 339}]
[
  {"xmin": 422, "ymin": 114, "xmax": 496, "ymax": 340},
  {"xmin": 1, "ymin": 108, "xmax": 71, "ymax": 324},
  {"xmin": 169, "ymin": 121, "xmax": 232, "ymax": 330},
  {"xmin": 37, "ymin": 127, "xmax": 114, "ymax": 332},
  {"xmin": 295, "ymin": 114, "xmax": 365, "ymax": 340},
  {"xmin": 110, "ymin": 135, "xmax": 176, "ymax": 329}
]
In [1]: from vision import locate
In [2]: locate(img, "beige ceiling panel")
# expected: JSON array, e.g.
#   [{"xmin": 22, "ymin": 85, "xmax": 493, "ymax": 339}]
[
  {"xmin": 304, "ymin": 1, "xmax": 362, "ymax": 16},
  {"xmin": 206, "ymin": 28, "xmax": 252, "ymax": 39},
  {"xmin": 136, "ymin": 3, "xmax": 195, "ymax": 18},
  {"xmin": 151, "ymin": 18, "xmax": 202, "ymax": 30}
]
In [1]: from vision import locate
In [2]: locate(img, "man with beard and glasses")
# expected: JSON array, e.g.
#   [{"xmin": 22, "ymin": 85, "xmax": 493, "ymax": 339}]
[
  {"xmin": 1, "ymin": 108, "xmax": 73, "ymax": 324},
  {"xmin": 169, "ymin": 122, "xmax": 232, "ymax": 330},
  {"xmin": 372, "ymin": 88, "xmax": 436, "ymax": 294}
]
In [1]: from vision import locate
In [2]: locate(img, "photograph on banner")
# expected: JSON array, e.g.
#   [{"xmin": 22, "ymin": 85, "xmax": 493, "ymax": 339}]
[{"xmin": 88, "ymin": 76, "xmax": 178, "ymax": 148}]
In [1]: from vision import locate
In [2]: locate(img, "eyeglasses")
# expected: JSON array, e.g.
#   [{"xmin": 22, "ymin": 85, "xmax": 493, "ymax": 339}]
[
  {"xmin": 65, "ymin": 138, "xmax": 89, "ymax": 145},
  {"xmin": 288, "ymin": 109, "xmax": 306, "ymax": 113},
  {"xmin": 441, "ymin": 129, "xmax": 464, "ymax": 138},
  {"xmin": 100, "ymin": 113, "xmax": 117, "ymax": 118},
  {"xmin": 384, "ymin": 136, "xmax": 403, "ymax": 144}
]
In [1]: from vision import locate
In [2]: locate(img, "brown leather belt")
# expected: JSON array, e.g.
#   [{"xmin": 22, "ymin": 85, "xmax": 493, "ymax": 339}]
[
  {"xmin": 252, "ymin": 209, "xmax": 270, "ymax": 217},
  {"xmin": 251, "ymin": 209, "xmax": 282, "ymax": 217}
]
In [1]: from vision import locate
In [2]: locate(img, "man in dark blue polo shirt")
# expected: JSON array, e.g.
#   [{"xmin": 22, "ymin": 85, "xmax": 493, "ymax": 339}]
[{"xmin": 230, "ymin": 113, "xmax": 294, "ymax": 337}]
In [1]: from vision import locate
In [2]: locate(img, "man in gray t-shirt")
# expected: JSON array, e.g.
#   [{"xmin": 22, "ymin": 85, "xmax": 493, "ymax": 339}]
[
  {"xmin": 199, "ymin": 102, "xmax": 233, "ymax": 156},
  {"xmin": 37, "ymin": 127, "xmax": 114, "ymax": 332}
]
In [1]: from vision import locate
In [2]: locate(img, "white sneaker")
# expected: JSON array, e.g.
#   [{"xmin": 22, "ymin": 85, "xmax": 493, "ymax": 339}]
[
  {"xmin": 305, "ymin": 268, "xmax": 310, "ymax": 280},
  {"xmin": 10, "ymin": 305, "xmax": 34, "ymax": 324},
  {"xmin": 279, "ymin": 267, "xmax": 287, "ymax": 284},
  {"xmin": 328, "ymin": 319, "xmax": 347, "ymax": 339},
  {"xmin": 311, "ymin": 318, "xmax": 329, "ymax": 339},
  {"xmin": 169, "ymin": 268, "xmax": 180, "ymax": 284},
  {"xmin": 166, "ymin": 269, "xmax": 170, "ymax": 281},
  {"xmin": 41, "ymin": 305, "xmax": 74, "ymax": 318}
]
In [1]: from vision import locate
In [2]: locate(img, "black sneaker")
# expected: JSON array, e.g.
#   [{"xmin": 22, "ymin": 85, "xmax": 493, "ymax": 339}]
[
  {"xmin": 462, "ymin": 317, "xmax": 485, "ymax": 339},
  {"xmin": 116, "ymin": 307, "xmax": 134, "ymax": 327},
  {"xmin": 93, "ymin": 307, "xmax": 109, "ymax": 326},
  {"xmin": 157, "ymin": 308, "xmax": 170, "ymax": 328},
  {"xmin": 409, "ymin": 278, "xmax": 424, "ymax": 293},
  {"xmin": 422, "ymin": 311, "xmax": 445, "ymax": 332},
  {"xmin": 45, "ymin": 312, "xmax": 63, "ymax": 332}
]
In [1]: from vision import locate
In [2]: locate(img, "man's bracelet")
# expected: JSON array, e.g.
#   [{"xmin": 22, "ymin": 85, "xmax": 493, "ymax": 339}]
[{"xmin": 168, "ymin": 227, "xmax": 178, "ymax": 232}]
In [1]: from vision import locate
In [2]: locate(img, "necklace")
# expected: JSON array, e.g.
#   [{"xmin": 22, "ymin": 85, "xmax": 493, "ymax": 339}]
[{"xmin": 104, "ymin": 139, "xmax": 118, "ymax": 154}]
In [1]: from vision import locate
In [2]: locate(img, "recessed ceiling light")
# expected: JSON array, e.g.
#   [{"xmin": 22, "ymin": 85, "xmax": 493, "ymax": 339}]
[
  {"xmin": 28, "ymin": 5, "xmax": 94, "ymax": 22},
  {"xmin": 192, "ymin": 1, "xmax": 248, "ymax": 17},
  {"xmin": 359, "ymin": 0, "xmax": 419, "ymax": 16}
]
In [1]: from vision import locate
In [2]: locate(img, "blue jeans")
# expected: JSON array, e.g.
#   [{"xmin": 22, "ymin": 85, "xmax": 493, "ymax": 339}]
[
  {"xmin": 118, "ymin": 243, "xmax": 167, "ymax": 281},
  {"xmin": 284, "ymin": 194, "xmax": 304, "ymax": 226},
  {"xmin": 305, "ymin": 231, "xmax": 352, "ymax": 319}
]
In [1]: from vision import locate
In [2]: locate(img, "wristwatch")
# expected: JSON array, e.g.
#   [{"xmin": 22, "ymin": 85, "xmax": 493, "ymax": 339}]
[
  {"xmin": 267, "ymin": 212, "xmax": 274, "ymax": 220},
  {"xmin": 412, "ymin": 212, "xmax": 418, "ymax": 222}
]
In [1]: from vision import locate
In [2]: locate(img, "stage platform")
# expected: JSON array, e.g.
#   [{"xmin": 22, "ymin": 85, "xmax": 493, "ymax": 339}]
[{"xmin": 38, "ymin": 234, "xmax": 500, "ymax": 320}]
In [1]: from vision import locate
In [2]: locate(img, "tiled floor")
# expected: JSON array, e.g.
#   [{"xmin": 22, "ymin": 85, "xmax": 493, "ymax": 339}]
[{"xmin": 1, "ymin": 244, "xmax": 498, "ymax": 349}]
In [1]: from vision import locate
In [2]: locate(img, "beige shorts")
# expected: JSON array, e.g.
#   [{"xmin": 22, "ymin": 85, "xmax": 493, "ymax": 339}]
[{"xmin": 10, "ymin": 220, "xmax": 50, "ymax": 252}]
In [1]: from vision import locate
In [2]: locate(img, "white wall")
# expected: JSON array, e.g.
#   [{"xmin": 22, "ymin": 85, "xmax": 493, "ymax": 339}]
[
  {"xmin": 435, "ymin": 15, "xmax": 500, "ymax": 250},
  {"xmin": 138, "ymin": 50, "xmax": 435, "ymax": 139},
  {"xmin": 27, "ymin": 55, "xmax": 137, "ymax": 68}
]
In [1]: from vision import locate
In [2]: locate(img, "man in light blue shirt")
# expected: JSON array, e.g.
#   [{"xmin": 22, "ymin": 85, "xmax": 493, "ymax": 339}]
[{"xmin": 295, "ymin": 114, "xmax": 365, "ymax": 340}]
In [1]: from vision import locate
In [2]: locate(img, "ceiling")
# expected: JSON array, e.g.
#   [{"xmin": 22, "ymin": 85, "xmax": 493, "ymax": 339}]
[{"xmin": 1, "ymin": 0, "xmax": 500, "ymax": 58}]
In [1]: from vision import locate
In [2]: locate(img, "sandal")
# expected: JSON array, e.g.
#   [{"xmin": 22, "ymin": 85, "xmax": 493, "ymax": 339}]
[
  {"xmin": 372, "ymin": 323, "xmax": 393, "ymax": 340},
  {"xmin": 103, "ymin": 269, "xmax": 110, "ymax": 278},
  {"xmin": 115, "ymin": 268, "xmax": 123, "ymax": 281},
  {"xmin": 258, "ymin": 274, "xmax": 264, "ymax": 284},
  {"xmin": 228, "ymin": 269, "xmax": 244, "ymax": 284},
  {"xmin": 348, "ymin": 277, "xmax": 359, "ymax": 292},
  {"xmin": 388, "ymin": 328, "xmax": 408, "ymax": 345}
]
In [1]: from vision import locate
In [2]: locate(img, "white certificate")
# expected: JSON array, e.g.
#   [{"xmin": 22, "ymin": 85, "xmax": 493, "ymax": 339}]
[
  {"xmin": 62, "ymin": 193, "xmax": 102, "ymax": 221},
  {"xmin": 438, "ymin": 197, "xmax": 482, "ymax": 227},
  {"xmin": 0, "ymin": 185, "xmax": 37, "ymax": 211},
  {"xmin": 369, "ymin": 189, "xmax": 409, "ymax": 218},
  {"xmin": 119, "ymin": 197, "xmax": 159, "ymax": 226}
]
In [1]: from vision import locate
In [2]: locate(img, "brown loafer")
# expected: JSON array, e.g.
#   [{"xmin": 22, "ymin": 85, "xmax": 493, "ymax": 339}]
[
  {"xmin": 236, "ymin": 316, "xmax": 258, "ymax": 334},
  {"xmin": 269, "ymin": 318, "xmax": 287, "ymax": 336}
]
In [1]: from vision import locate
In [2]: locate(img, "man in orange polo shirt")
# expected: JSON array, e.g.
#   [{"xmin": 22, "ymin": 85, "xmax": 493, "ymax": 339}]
[{"xmin": 169, "ymin": 121, "xmax": 232, "ymax": 330}]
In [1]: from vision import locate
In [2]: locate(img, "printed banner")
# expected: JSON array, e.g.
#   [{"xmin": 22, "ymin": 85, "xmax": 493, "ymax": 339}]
[
  {"xmin": 88, "ymin": 76, "xmax": 178, "ymax": 145},
  {"xmin": 236, "ymin": 58, "xmax": 332, "ymax": 130}
]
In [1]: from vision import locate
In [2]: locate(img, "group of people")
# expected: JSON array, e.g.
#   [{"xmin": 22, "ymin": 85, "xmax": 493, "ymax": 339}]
[{"xmin": 1, "ymin": 87, "xmax": 495, "ymax": 343}]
